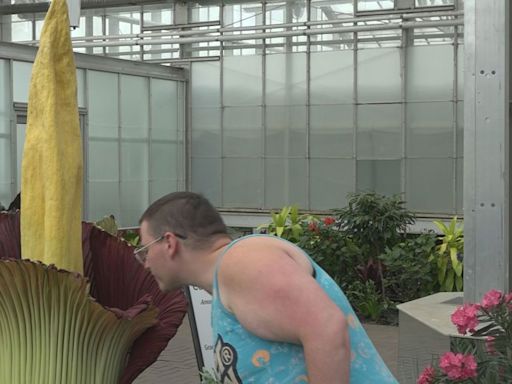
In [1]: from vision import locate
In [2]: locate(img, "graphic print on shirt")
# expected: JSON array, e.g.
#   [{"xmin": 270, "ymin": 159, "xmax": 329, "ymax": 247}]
[{"xmin": 214, "ymin": 335, "xmax": 242, "ymax": 384}]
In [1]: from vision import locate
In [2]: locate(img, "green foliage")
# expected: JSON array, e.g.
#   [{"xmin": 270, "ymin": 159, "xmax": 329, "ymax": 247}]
[
  {"xmin": 95, "ymin": 215, "xmax": 118, "ymax": 236},
  {"xmin": 431, "ymin": 216, "xmax": 464, "ymax": 292},
  {"xmin": 257, "ymin": 205, "xmax": 317, "ymax": 242},
  {"xmin": 200, "ymin": 369, "xmax": 221, "ymax": 384},
  {"xmin": 379, "ymin": 233, "xmax": 438, "ymax": 303},
  {"xmin": 346, "ymin": 280, "xmax": 390, "ymax": 322}
]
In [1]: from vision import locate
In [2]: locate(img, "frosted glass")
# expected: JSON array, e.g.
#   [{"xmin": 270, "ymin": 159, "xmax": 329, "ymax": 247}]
[
  {"xmin": 0, "ymin": 60, "xmax": 10, "ymax": 127},
  {"xmin": 191, "ymin": 107, "xmax": 221, "ymax": 157},
  {"xmin": 406, "ymin": 158, "xmax": 454, "ymax": 213},
  {"xmin": 265, "ymin": 53, "xmax": 307, "ymax": 106},
  {"xmin": 406, "ymin": 45, "xmax": 454, "ymax": 101},
  {"xmin": 456, "ymin": 158, "xmax": 463, "ymax": 214},
  {"xmin": 121, "ymin": 141, "xmax": 148, "ymax": 181},
  {"xmin": 357, "ymin": 104, "xmax": 402, "ymax": 158},
  {"xmin": 150, "ymin": 141, "xmax": 179, "ymax": 180},
  {"xmin": 191, "ymin": 61, "xmax": 220, "ymax": 107},
  {"xmin": 120, "ymin": 75, "xmax": 149, "ymax": 139},
  {"xmin": 310, "ymin": 51, "xmax": 353, "ymax": 104},
  {"xmin": 264, "ymin": 158, "xmax": 307, "ymax": 209},
  {"xmin": 358, "ymin": 48, "xmax": 401, "ymax": 102},
  {"xmin": 310, "ymin": 105, "xmax": 354, "ymax": 157},
  {"xmin": 88, "ymin": 139, "xmax": 119, "ymax": 181},
  {"xmin": 406, "ymin": 102, "xmax": 454, "ymax": 157},
  {"xmin": 357, "ymin": 160, "xmax": 401, "ymax": 196},
  {"xmin": 150, "ymin": 179, "xmax": 178, "ymax": 204},
  {"xmin": 191, "ymin": 157, "xmax": 221, "ymax": 206},
  {"xmin": 0, "ymin": 183, "xmax": 11, "ymax": 210},
  {"xmin": 223, "ymin": 56, "xmax": 262, "ymax": 106},
  {"xmin": 88, "ymin": 181, "xmax": 120, "ymax": 222},
  {"xmin": 223, "ymin": 107, "xmax": 262, "ymax": 157},
  {"xmin": 12, "ymin": 61, "xmax": 32, "ymax": 103},
  {"xmin": 76, "ymin": 69, "xmax": 86, "ymax": 108},
  {"xmin": 120, "ymin": 181, "xmax": 148, "ymax": 227},
  {"xmin": 310, "ymin": 158, "xmax": 354, "ymax": 210},
  {"xmin": 265, "ymin": 106, "xmax": 306, "ymax": 157},
  {"xmin": 0, "ymin": 137, "xmax": 11, "ymax": 184},
  {"xmin": 222, "ymin": 158, "xmax": 263, "ymax": 208},
  {"xmin": 0, "ymin": 119, "xmax": 8, "ymax": 136},
  {"xmin": 151, "ymin": 78, "xmax": 179, "ymax": 140},
  {"xmin": 88, "ymin": 71, "xmax": 119, "ymax": 138},
  {"xmin": 457, "ymin": 46, "xmax": 463, "ymax": 101},
  {"xmin": 456, "ymin": 101, "xmax": 463, "ymax": 157},
  {"xmin": 357, "ymin": 0, "xmax": 393, "ymax": 11}
]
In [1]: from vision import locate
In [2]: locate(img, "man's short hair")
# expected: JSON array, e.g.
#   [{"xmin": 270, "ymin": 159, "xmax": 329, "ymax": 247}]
[{"xmin": 140, "ymin": 191, "xmax": 228, "ymax": 248}]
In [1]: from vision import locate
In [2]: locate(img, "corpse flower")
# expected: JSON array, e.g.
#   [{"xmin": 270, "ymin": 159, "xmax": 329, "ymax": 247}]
[
  {"xmin": 0, "ymin": 212, "xmax": 188, "ymax": 383},
  {"xmin": 0, "ymin": 0, "xmax": 188, "ymax": 382}
]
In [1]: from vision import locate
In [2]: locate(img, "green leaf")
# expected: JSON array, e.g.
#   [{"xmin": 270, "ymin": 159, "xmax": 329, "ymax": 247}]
[
  {"xmin": 455, "ymin": 275, "xmax": 463, "ymax": 291},
  {"xmin": 276, "ymin": 226, "xmax": 284, "ymax": 237},
  {"xmin": 444, "ymin": 269, "xmax": 455, "ymax": 291},
  {"xmin": 450, "ymin": 247, "xmax": 463, "ymax": 276}
]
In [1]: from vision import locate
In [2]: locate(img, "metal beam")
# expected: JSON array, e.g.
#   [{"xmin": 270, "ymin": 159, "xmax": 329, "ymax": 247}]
[{"xmin": 464, "ymin": 1, "xmax": 511, "ymax": 302}]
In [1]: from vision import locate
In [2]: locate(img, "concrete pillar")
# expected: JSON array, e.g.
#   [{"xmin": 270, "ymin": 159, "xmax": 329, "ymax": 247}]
[{"xmin": 463, "ymin": 1, "xmax": 512, "ymax": 302}]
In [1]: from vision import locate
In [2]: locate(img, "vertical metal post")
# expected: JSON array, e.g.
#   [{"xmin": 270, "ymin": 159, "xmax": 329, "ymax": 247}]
[{"xmin": 464, "ymin": 1, "xmax": 511, "ymax": 302}]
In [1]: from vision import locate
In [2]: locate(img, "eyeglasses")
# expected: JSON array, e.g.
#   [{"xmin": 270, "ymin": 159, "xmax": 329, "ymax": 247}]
[{"xmin": 133, "ymin": 233, "xmax": 187, "ymax": 265}]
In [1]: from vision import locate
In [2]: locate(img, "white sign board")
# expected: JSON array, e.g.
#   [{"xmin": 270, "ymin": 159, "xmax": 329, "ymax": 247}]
[{"xmin": 187, "ymin": 286, "xmax": 214, "ymax": 372}]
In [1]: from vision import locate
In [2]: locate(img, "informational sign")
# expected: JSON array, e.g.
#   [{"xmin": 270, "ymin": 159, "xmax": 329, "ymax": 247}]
[{"xmin": 186, "ymin": 286, "xmax": 214, "ymax": 372}]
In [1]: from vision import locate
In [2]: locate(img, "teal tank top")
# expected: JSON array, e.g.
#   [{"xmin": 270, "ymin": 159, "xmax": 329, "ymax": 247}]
[{"xmin": 211, "ymin": 234, "xmax": 398, "ymax": 384}]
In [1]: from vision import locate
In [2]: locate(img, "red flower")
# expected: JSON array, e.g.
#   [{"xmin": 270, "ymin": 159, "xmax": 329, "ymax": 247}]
[
  {"xmin": 451, "ymin": 304, "xmax": 479, "ymax": 335},
  {"xmin": 308, "ymin": 222, "xmax": 319, "ymax": 233},
  {"xmin": 481, "ymin": 289, "xmax": 503, "ymax": 310},
  {"xmin": 417, "ymin": 366, "xmax": 435, "ymax": 384},
  {"xmin": 439, "ymin": 352, "xmax": 477, "ymax": 381},
  {"xmin": 323, "ymin": 217, "xmax": 336, "ymax": 226}
]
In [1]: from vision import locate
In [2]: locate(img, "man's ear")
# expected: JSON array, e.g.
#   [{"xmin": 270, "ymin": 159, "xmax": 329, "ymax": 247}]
[{"xmin": 163, "ymin": 232, "xmax": 181, "ymax": 260}]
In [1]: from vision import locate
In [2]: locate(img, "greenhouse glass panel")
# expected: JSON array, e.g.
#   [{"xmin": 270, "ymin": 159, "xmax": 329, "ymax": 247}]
[
  {"xmin": 88, "ymin": 181, "xmax": 120, "ymax": 222},
  {"xmin": 310, "ymin": 158, "xmax": 354, "ymax": 210},
  {"xmin": 456, "ymin": 158, "xmax": 463, "ymax": 214},
  {"xmin": 120, "ymin": 75, "xmax": 149, "ymax": 139},
  {"xmin": 358, "ymin": 48, "xmax": 401, "ymax": 103},
  {"xmin": 88, "ymin": 140, "xmax": 119, "ymax": 181},
  {"xmin": 12, "ymin": 61, "xmax": 32, "ymax": 103},
  {"xmin": 143, "ymin": 4, "xmax": 173, "ymax": 25},
  {"xmin": 415, "ymin": 0, "xmax": 454, "ymax": 6},
  {"xmin": 120, "ymin": 180, "xmax": 148, "ymax": 226},
  {"xmin": 457, "ymin": 46, "xmax": 464, "ymax": 101},
  {"xmin": 406, "ymin": 45, "xmax": 454, "ymax": 102},
  {"xmin": 151, "ymin": 78, "xmax": 179, "ymax": 140},
  {"xmin": 357, "ymin": 159, "xmax": 401, "ymax": 196},
  {"xmin": 223, "ymin": 56, "xmax": 262, "ymax": 106},
  {"xmin": 11, "ymin": 20, "xmax": 32, "ymax": 42},
  {"xmin": 406, "ymin": 102, "xmax": 454, "ymax": 158},
  {"xmin": 192, "ymin": 157, "xmax": 221, "ymax": 206},
  {"xmin": 265, "ymin": 106, "xmax": 306, "ymax": 157},
  {"xmin": 223, "ymin": 158, "xmax": 263, "ymax": 208},
  {"xmin": 357, "ymin": 104, "xmax": 402, "ymax": 159},
  {"xmin": 191, "ymin": 62, "xmax": 221, "ymax": 107},
  {"xmin": 191, "ymin": 107, "xmax": 221, "ymax": 157},
  {"xmin": 76, "ymin": 69, "xmax": 86, "ymax": 108},
  {"xmin": 406, "ymin": 158, "xmax": 454, "ymax": 213},
  {"xmin": 456, "ymin": 101, "xmax": 463, "ymax": 158},
  {"xmin": 223, "ymin": 106, "xmax": 262, "ymax": 157},
  {"xmin": 264, "ymin": 158, "xmax": 307, "ymax": 209},
  {"xmin": 150, "ymin": 179, "xmax": 178, "ymax": 203},
  {"xmin": 121, "ymin": 141, "xmax": 148, "ymax": 181},
  {"xmin": 150, "ymin": 141, "xmax": 178, "ymax": 180},
  {"xmin": 310, "ymin": 104, "xmax": 354, "ymax": 158},
  {"xmin": 310, "ymin": 51, "xmax": 353, "ymax": 104},
  {"xmin": 0, "ymin": 137, "xmax": 11, "ymax": 207},
  {"xmin": 357, "ymin": 0, "xmax": 394, "ymax": 12},
  {"xmin": 265, "ymin": 53, "xmax": 307, "ymax": 106},
  {"xmin": 0, "ymin": 60, "xmax": 9, "ymax": 134},
  {"xmin": 88, "ymin": 70, "xmax": 119, "ymax": 138}
]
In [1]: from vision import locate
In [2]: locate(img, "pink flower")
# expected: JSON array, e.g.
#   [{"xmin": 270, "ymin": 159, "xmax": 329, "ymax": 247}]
[
  {"xmin": 451, "ymin": 304, "xmax": 480, "ymax": 335},
  {"xmin": 417, "ymin": 366, "xmax": 436, "ymax": 384},
  {"xmin": 308, "ymin": 222, "xmax": 319, "ymax": 233},
  {"xmin": 481, "ymin": 289, "xmax": 503, "ymax": 310},
  {"xmin": 439, "ymin": 352, "xmax": 477, "ymax": 381},
  {"xmin": 504, "ymin": 292, "xmax": 512, "ymax": 303},
  {"xmin": 485, "ymin": 336, "xmax": 496, "ymax": 354},
  {"xmin": 323, "ymin": 217, "xmax": 336, "ymax": 226}
]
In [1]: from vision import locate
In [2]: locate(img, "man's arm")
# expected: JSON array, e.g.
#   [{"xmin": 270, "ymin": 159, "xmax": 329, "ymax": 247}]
[{"xmin": 218, "ymin": 241, "xmax": 350, "ymax": 383}]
